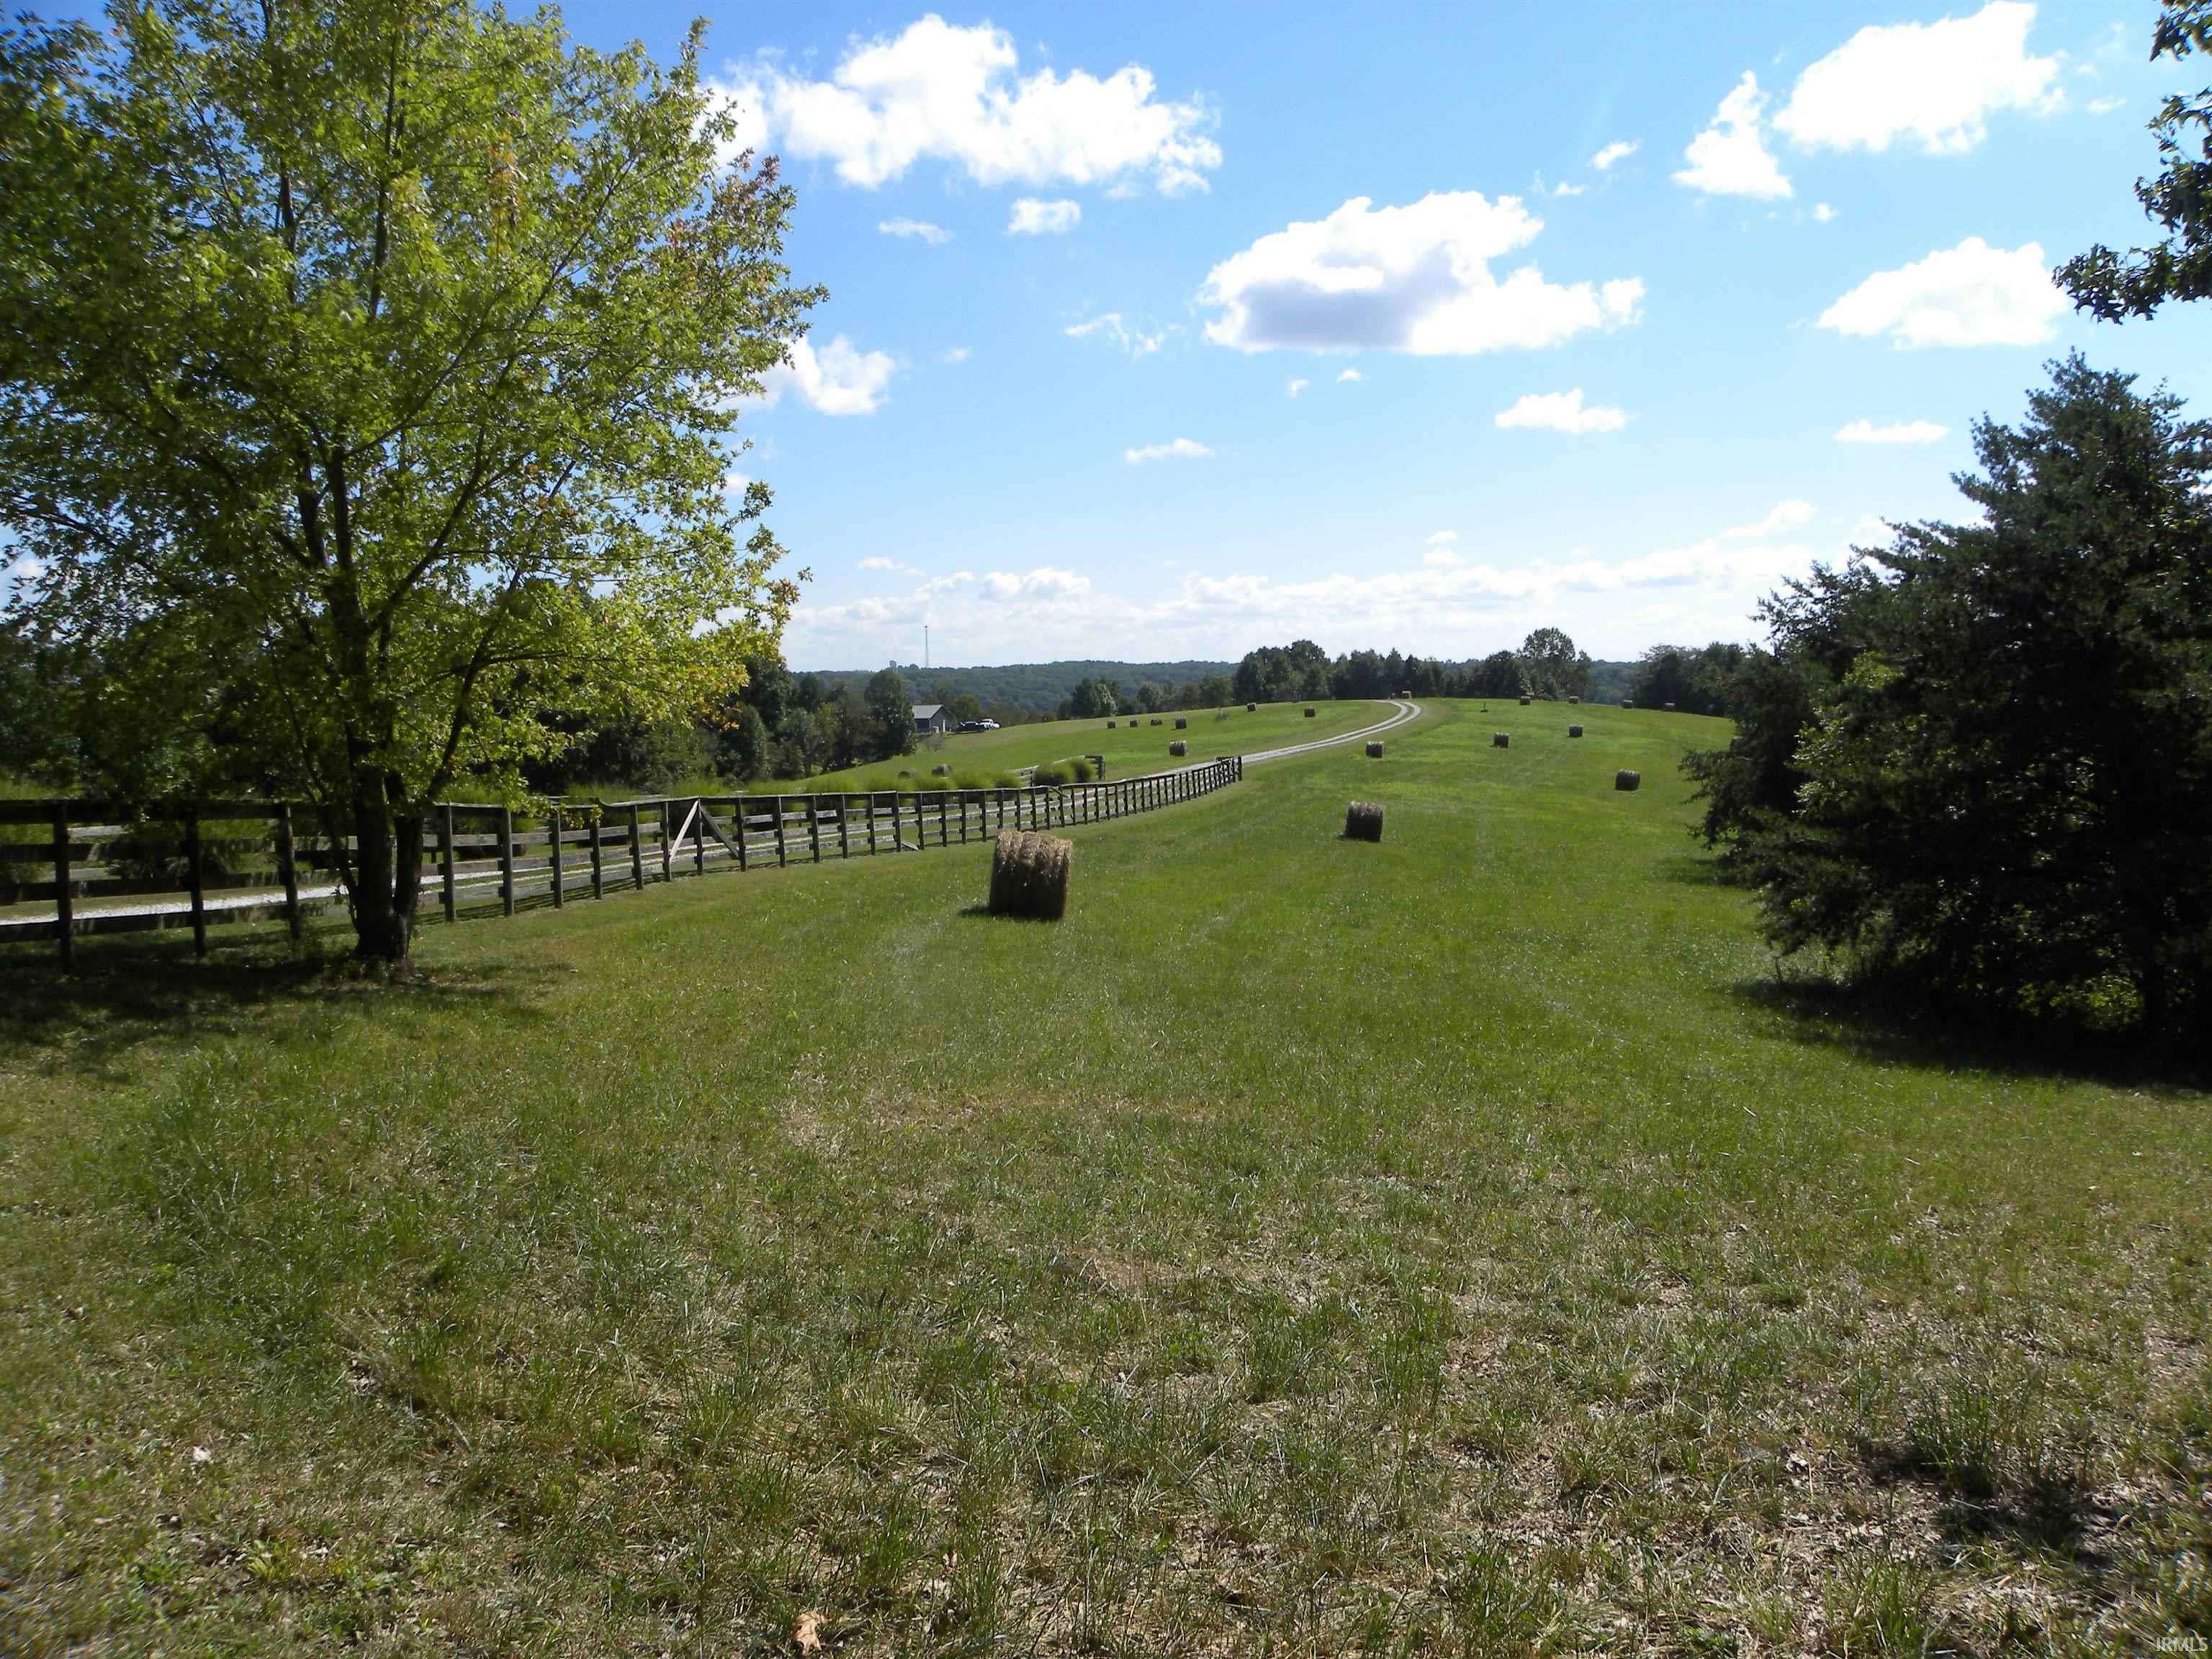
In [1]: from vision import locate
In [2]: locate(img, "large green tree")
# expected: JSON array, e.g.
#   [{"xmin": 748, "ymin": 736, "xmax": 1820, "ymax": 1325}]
[
  {"xmin": 1514, "ymin": 627, "xmax": 1591, "ymax": 701},
  {"xmin": 1730, "ymin": 356, "xmax": 2212, "ymax": 1035},
  {"xmin": 0, "ymin": 2, "xmax": 819, "ymax": 966},
  {"xmin": 2059, "ymin": 1, "xmax": 2212, "ymax": 318}
]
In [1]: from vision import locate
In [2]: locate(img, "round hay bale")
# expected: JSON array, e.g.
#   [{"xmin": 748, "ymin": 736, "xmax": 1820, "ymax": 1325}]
[
  {"xmin": 1663, "ymin": 701, "xmax": 1677, "ymax": 711},
  {"xmin": 1365, "ymin": 740, "xmax": 1385, "ymax": 758},
  {"xmin": 1303, "ymin": 706, "xmax": 1316, "ymax": 717},
  {"xmin": 1615, "ymin": 769, "xmax": 1641, "ymax": 791},
  {"xmin": 1568, "ymin": 696, "xmax": 1580, "ymax": 705},
  {"xmin": 1492, "ymin": 732, "xmax": 1509, "ymax": 748},
  {"xmin": 1344, "ymin": 800, "xmax": 1384, "ymax": 842},
  {"xmin": 1519, "ymin": 695, "xmax": 1532, "ymax": 706},
  {"xmin": 987, "ymin": 829, "xmax": 1073, "ymax": 920},
  {"xmin": 1622, "ymin": 698, "xmax": 1635, "ymax": 710},
  {"xmin": 1106, "ymin": 719, "xmax": 1116, "ymax": 729},
  {"xmin": 1245, "ymin": 701, "xmax": 1257, "ymax": 712},
  {"xmin": 1174, "ymin": 716, "xmax": 1188, "ymax": 729},
  {"xmin": 1568, "ymin": 724, "xmax": 1583, "ymax": 738},
  {"xmin": 1149, "ymin": 717, "xmax": 1163, "ymax": 726},
  {"xmin": 932, "ymin": 763, "xmax": 950, "ymax": 775},
  {"xmin": 1169, "ymin": 739, "xmax": 1188, "ymax": 757}
]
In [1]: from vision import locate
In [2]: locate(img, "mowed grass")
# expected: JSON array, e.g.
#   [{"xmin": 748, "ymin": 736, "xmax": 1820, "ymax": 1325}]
[
  {"xmin": 787, "ymin": 698, "xmax": 1380, "ymax": 791},
  {"xmin": 3, "ymin": 700, "xmax": 2209, "ymax": 1655}
]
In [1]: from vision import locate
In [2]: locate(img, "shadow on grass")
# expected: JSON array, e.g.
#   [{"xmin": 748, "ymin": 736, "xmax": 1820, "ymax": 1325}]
[
  {"xmin": 954, "ymin": 902, "xmax": 1059, "ymax": 923},
  {"xmin": 1727, "ymin": 971, "xmax": 2211, "ymax": 1092},
  {"xmin": 1858, "ymin": 1440, "xmax": 2110, "ymax": 1566},
  {"xmin": 0, "ymin": 926, "xmax": 549, "ymax": 1082},
  {"xmin": 1654, "ymin": 853, "xmax": 1734, "ymax": 889}
]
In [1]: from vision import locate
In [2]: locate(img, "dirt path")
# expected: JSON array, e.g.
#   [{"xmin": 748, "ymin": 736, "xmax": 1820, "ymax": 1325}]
[{"xmin": 1239, "ymin": 698, "xmax": 1423, "ymax": 765}]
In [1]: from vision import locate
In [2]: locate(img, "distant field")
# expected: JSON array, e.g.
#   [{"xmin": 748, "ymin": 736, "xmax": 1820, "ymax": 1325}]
[
  {"xmin": 781, "ymin": 697, "xmax": 1384, "ymax": 791},
  {"xmin": 4, "ymin": 700, "xmax": 2207, "ymax": 1654}
]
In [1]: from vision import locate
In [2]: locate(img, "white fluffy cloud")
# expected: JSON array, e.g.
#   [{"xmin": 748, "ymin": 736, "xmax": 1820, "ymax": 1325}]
[
  {"xmin": 1200, "ymin": 191, "xmax": 1643, "ymax": 355},
  {"xmin": 1775, "ymin": 2, "xmax": 2062, "ymax": 156},
  {"xmin": 1727, "ymin": 499, "xmax": 1815, "ymax": 539},
  {"xmin": 1591, "ymin": 140, "xmax": 1640, "ymax": 171},
  {"xmin": 1066, "ymin": 313, "xmax": 1166, "ymax": 355},
  {"xmin": 982, "ymin": 567, "xmax": 1090, "ymax": 601},
  {"xmin": 1009, "ymin": 197, "xmax": 1081, "ymax": 235},
  {"xmin": 1286, "ymin": 377, "xmax": 1310, "ymax": 397},
  {"xmin": 878, "ymin": 216, "xmax": 951, "ymax": 244},
  {"xmin": 753, "ymin": 335, "xmax": 897, "ymax": 415},
  {"xmin": 1495, "ymin": 389, "xmax": 1628, "ymax": 434},
  {"xmin": 1836, "ymin": 418, "xmax": 1949, "ymax": 444},
  {"xmin": 1819, "ymin": 238, "xmax": 2065, "ymax": 347},
  {"xmin": 784, "ymin": 511, "xmax": 1838, "ymax": 663},
  {"xmin": 1123, "ymin": 437, "xmax": 1212, "ymax": 465},
  {"xmin": 1336, "ymin": 367, "xmax": 1363, "ymax": 383},
  {"xmin": 1676, "ymin": 73, "xmax": 1792, "ymax": 199},
  {"xmin": 712, "ymin": 17, "xmax": 1220, "ymax": 194}
]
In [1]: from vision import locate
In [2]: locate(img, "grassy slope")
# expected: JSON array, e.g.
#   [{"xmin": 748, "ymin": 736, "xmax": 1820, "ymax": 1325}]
[
  {"xmin": 783, "ymin": 698, "xmax": 1382, "ymax": 793},
  {"xmin": 3, "ymin": 701, "xmax": 2207, "ymax": 1655}
]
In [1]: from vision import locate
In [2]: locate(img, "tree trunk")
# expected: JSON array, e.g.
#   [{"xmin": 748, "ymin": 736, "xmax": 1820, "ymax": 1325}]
[{"xmin": 346, "ymin": 775, "xmax": 423, "ymax": 970}]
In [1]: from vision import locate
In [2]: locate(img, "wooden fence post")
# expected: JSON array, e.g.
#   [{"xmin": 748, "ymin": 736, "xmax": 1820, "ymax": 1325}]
[
  {"xmin": 773, "ymin": 796, "xmax": 787, "ymax": 866},
  {"xmin": 551, "ymin": 804, "xmax": 565, "ymax": 908},
  {"xmin": 440, "ymin": 804, "xmax": 457, "ymax": 921},
  {"xmin": 500, "ymin": 805, "xmax": 516, "ymax": 915},
  {"xmin": 185, "ymin": 807, "xmax": 207, "ymax": 958},
  {"xmin": 839, "ymin": 795, "xmax": 851, "ymax": 858},
  {"xmin": 628, "ymin": 804, "xmax": 644, "ymax": 889},
  {"xmin": 693, "ymin": 801, "xmax": 706, "ymax": 878},
  {"xmin": 590, "ymin": 811, "xmax": 604, "ymax": 899},
  {"xmin": 809, "ymin": 796, "xmax": 822, "ymax": 863},
  {"xmin": 276, "ymin": 802, "xmax": 302, "ymax": 943},
  {"xmin": 50, "ymin": 803, "xmax": 73, "ymax": 970},
  {"xmin": 659, "ymin": 800, "xmax": 673, "ymax": 884}
]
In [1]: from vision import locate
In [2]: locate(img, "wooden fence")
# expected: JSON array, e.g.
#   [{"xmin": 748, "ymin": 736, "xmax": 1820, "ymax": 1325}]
[{"xmin": 0, "ymin": 756, "xmax": 1245, "ymax": 964}]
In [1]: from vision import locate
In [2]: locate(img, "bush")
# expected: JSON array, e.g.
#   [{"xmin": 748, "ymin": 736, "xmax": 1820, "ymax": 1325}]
[
  {"xmin": 1722, "ymin": 356, "xmax": 2212, "ymax": 1035},
  {"xmin": 1029, "ymin": 760, "xmax": 1074, "ymax": 787}
]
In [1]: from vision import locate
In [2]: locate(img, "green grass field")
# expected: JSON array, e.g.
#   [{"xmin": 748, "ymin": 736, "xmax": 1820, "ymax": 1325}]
[
  {"xmin": 4, "ymin": 700, "xmax": 2208, "ymax": 1654},
  {"xmin": 782, "ymin": 698, "xmax": 1383, "ymax": 793}
]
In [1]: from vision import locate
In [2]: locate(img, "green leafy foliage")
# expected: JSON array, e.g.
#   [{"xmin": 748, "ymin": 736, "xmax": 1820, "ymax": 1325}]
[
  {"xmin": 1720, "ymin": 356, "xmax": 2212, "ymax": 1034},
  {"xmin": 2059, "ymin": 2, "xmax": 2212, "ymax": 318},
  {"xmin": 0, "ymin": 2, "xmax": 819, "ymax": 959}
]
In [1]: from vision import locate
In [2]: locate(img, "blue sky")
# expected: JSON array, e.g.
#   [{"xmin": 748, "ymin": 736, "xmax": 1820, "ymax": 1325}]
[{"xmin": 598, "ymin": 4, "xmax": 2203, "ymax": 666}]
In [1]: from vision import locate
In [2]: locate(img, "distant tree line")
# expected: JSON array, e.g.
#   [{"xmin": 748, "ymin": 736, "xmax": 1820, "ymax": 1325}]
[
  {"xmin": 534, "ymin": 659, "xmax": 922, "ymax": 791},
  {"xmin": 811, "ymin": 658, "xmax": 1241, "ymax": 719},
  {"xmin": 1226, "ymin": 629, "xmax": 1601, "ymax": 705}
]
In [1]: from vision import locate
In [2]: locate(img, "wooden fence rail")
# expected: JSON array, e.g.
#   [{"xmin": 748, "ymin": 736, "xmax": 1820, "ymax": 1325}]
[{"xmin": 0, "ymin": 756, "xmax": 1246, "ymax": 963}]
